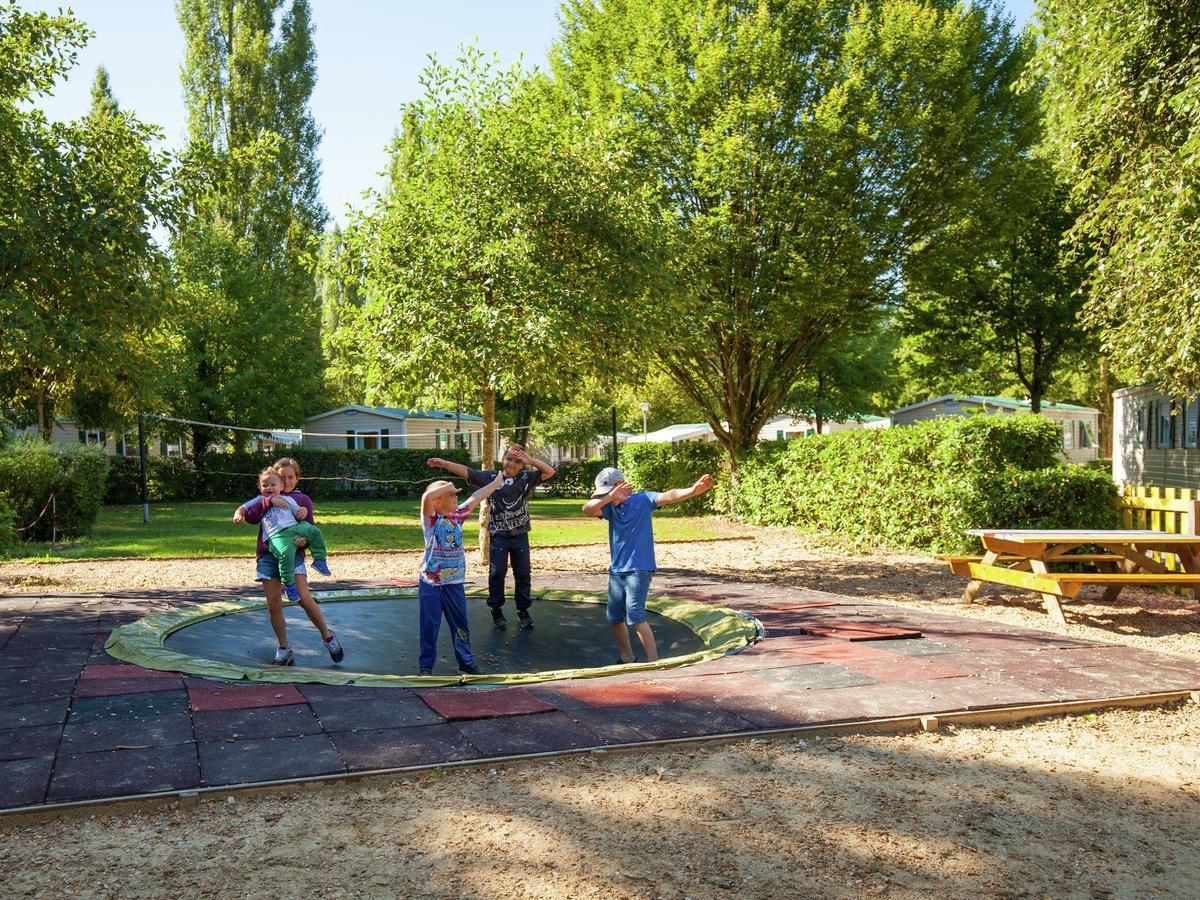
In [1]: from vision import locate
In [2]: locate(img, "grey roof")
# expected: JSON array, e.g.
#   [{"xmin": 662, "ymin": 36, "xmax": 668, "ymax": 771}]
[
  {"xmin": 890, "ymin": 394, "xmax": 1099, "ymax": 416},
  {"xmin": 306, "ymin": 405, "xmax": 484, "ymax": 424}
]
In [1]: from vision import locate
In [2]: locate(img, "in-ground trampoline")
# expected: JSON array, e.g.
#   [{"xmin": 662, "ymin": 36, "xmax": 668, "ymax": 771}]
[{"xmin": 105, "ymin": 588, "xmax": 763, "ymax": 686}]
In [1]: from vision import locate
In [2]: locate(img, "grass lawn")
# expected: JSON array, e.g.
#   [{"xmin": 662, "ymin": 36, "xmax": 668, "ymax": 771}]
[{"xmin": 11, "ymin": 499, "xmax": 733, "ymax": 561}]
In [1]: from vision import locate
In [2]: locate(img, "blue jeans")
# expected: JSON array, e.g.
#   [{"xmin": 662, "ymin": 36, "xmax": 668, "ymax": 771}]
[
  {"xmin": 418, "ymin": 580, "xmax": 475, "ymax": 670},
  {"xmin": 607, "ymin": 570, "xmax": 653, "ymax": 625},
  {"xmin": 256, "ymin": 555, "xmax": 306, "ymax": 582},
  {"xmin": 488, "ymin": 532, "xmax": 532, "ymax": 611}
]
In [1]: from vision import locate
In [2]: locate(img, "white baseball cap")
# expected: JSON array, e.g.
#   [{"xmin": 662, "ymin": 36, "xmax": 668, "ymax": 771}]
[{"xmin": 592, "ymin": 466, "xmax": 625, "ymax": 498}]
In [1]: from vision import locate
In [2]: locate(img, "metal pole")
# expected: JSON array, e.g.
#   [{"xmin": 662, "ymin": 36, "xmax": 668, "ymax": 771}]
[
  {"xmin": 640, "ymin": 401, "xmax": 649, "ymax": 439},
  {"xmin": 138, "ymin": 413, "xmax": 149, "ymax": 524},
  {"xmin": 611, "ymin": 406, "xmax": 618, "ymax": 468}
]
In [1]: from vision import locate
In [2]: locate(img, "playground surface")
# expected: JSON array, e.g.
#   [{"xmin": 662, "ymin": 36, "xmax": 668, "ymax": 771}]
[{"xmin": 2, "ymin": 569, "xmax": 1198, "ymax": 813}]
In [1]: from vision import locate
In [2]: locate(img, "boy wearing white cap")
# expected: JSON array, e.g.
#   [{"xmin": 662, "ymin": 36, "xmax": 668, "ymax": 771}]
[
  {"xmin": 583, "ymin": 467, "xmax": 713, "ymax": 664},
  {"xmin": 417, "ymin": 471, "xmax": 504, "ymax": 675}
]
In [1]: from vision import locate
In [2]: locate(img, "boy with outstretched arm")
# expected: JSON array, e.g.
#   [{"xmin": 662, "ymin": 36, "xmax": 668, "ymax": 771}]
[
  {"xmin": 582, "ymin": 467, "xmax": 714, "ymax": 664},
  {"xmin": 417, "ymin": 470, "xmax": 505, "ymax": 676}
]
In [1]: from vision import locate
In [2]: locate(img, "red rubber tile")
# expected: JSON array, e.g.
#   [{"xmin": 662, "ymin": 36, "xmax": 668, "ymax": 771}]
[
  {"xmin": 79, "ymin": 664, "xmax": 179, "ymax": 682},
  {"xmin": 840, "ymin": 657, "xmax": 969, "ymax": 683},
  {"xmin": 782, "ymin": 642, "xmax": 897, "ymax": 663},
  {"xmin": 187, "ymin": 683, "xmax": 306, "ymax": 712},
  {"xmin": 553, "ymin": 681, "xmax": 686, "ymax": 708},
  {"xmin": 415, "ymin": 688, "xmax": 555, "ymax": 721},
  {"xmin": 73, "ymin": 677, "xmax": 183, "ymax": 698},
  {"xmin": 767, "ymin": 601, "xmax": 840, "ymax": 611},
  {"xmin": 800, "ymin": 622, "xmax": 923, "ymax": 641},
  {"xmin": 668, "ymin": 672, "xmax": 780, "ymax": 701}
]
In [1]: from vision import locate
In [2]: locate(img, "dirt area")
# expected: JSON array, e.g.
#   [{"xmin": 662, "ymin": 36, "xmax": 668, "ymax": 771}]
[{"xmin": 2, "ymin": 527, "xmax": 1199, "ymax": 897}]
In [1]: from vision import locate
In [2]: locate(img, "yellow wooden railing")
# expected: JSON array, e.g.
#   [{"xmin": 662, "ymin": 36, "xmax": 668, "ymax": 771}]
[{"xmin": 1118, "ymin": 484, "xmax": 1200, "ymax": 578}]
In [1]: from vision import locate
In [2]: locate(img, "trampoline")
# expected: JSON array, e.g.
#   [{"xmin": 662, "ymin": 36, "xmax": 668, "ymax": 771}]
[{"xmin": 105, "ymin": 588, "xmax": 763, "ymax": 687}]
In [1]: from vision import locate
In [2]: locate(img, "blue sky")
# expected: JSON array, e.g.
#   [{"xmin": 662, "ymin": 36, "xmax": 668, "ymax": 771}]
[{"xmin": 27, "ymin": 0, "xmax": 1038, "ymax": 226}]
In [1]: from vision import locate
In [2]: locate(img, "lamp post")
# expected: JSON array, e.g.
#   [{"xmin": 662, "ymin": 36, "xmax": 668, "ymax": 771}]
[{"xmin": 640, "ymin": 401, "xmax": 649, "ymax": 439}]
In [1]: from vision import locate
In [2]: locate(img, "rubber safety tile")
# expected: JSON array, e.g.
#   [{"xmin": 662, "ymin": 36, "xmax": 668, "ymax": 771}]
[
  {"xmin": 48, "ymin": 745, "xmax": 201, "ymax": 802},
  {"xmin": 331, "ymin": 723, "xmax": 483, "ymax": 770},
  {"xmin": 597, "ymin": 700, "xmax": 756, "ymax": 741},
  {"xmin": 0, "ymin": 724, "xmax": 62, "ymax": 762},
  {"xmin": 453, "ymin": 711, "xmax": 602, "ymax": 756},
  {"xmin": 68, "ymin": 690, "xmax": 190, "ymax": 724},
  {"xmin": 61, "ymin": 712, "xmax": 195, "ymax": 754},
  {"xmin": 833, "ymin": 656, "xmax": 970, "ymax": 684},
  {"xmin": 562, "ymin": 708, "xmax": 656, "ymax": 745},
  {"xmin": 416, "ymin": 687, "xmax": 556, "ymax": 721},
  {"xmin": 307, "ymin": 693, "xmax": 441, "ymax": 732},
  {"xmin": 74, "ymin": 676, "xmax": 185, "ymax": 699},
  {"xmin": 0, "ymin": 677, "xmax": 78, "ymax": 707},
  {"xmin": 0, "ymin": 698, "xmax": 71, "ymax": 730},
  {"xmin": 0, "ymin": 756, "xmax": 54, "ymax": 808},
  {"xmin": 551, "ymin": 680, "xmax": 687, "ymax": 708},
  {"xmin": 752, "ymin": 663, "xmax": 880, "ymax": 692},
  {"xmin": 198, "ymin": 734, "xmax": 343, "ymax": 786},
  {"xmin": 78, "ymin": 663, "xmax": 181, "ymax": 682},
  {"xmin": 193, "ymin": 705, "xmax": 324, "ymax": 742},
  {"xmin": 187, "ymin": 682, "xmax": 306, "ymax": 712}
]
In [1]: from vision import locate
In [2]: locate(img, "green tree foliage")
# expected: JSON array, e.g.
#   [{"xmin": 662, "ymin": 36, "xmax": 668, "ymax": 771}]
[
  {"xmin": 89, "ymin": 65, "xmax": 119, "ymax": 118},
  {"xmin": 899, "ymin": 166, "xmax": 1092, "ymax": 413},
  {"xmin": 167, "ymin": 0, "xmax": 327, "ymax": 458},
  {"xmin": 1031, "ymin": 1, "xmax": 1200, "ymax": 396},
  {"xmin": 338, "ymin": 49, "xmax": 662, "ymax": 465},
  {"xmin": 0, "ymin": 3, "xmax": 179, "ymax": 439},
  {"xmin": 785, "ymin": 325, "xmax": 899, "ymax": 432},
  {"xmin": 316, "ymin": 224, "xmax": 365, "ymax": 406},
  {"xmin": 552, "ymin": 0, "xmax": 1037, "ymax": 466}
]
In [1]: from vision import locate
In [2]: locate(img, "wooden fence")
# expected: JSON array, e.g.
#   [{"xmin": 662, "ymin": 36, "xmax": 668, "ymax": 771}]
[{"xmin": 1119, "ymin": 485, "xmax": 1200, "ymax": 578}]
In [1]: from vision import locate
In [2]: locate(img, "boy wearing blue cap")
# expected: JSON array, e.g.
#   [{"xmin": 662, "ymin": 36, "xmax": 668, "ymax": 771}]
[{"xmin": 582, "ymin": 467, "xmax": 713, "ymax": 664}]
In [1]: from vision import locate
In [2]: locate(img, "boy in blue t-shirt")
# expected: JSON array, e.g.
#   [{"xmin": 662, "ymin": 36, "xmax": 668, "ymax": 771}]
[{"xmin": 583, "ymin": 467, "xmax": 714, "ymax": 664}]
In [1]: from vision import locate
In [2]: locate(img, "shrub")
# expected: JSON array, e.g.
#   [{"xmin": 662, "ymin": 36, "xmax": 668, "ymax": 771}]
[
  {"xmin": 618, "ymin": 441, "xmax": 725, "ymax": 513},
  {"xmin": 722, "ymin": 415, "xmax": 1118, "ymax": 552},
  {"xmin": 0, "ymin": 496, "xmax": 15, "ymax": 555},
  {"xmin": 539, "ymin": 458, "xmax": 607, "ymax": 499},
  {"xmin": 0, "ymin": 439, "xmax": 109, "ymax": 541}
]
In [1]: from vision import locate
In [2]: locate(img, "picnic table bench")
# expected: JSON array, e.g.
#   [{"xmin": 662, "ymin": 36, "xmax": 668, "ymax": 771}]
[{"xmin": 946, "ymin": 529, "xmax": 1200, "ymax": 627}]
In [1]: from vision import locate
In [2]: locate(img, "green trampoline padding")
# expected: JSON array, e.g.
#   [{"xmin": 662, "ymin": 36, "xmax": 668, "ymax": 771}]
[{"xmin": 104, "ymin": 588, "xmax": 764, "ymax": 687}]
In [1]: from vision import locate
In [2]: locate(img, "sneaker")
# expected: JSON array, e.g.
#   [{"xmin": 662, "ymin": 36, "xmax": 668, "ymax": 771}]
[
  {"xmin": 419, "ymin": 667, "xmax": 433, "ymax": 676},
  {"xmin": 284, "ymin": 582, "xmax": 299, "ymax": 602},
  {"xmin": 612, "ymin": 657, "xmax": 635, "ymax": 665},
  {"xmin": 458, "ymin": 663, "xmax": 483, "ymax": 675},
  {"xmin": 274, "ymin": 647, "xmax": 294, "ymax": 666},
  {"xmin": 311, "ymin": 559, "xmax": 331, "ymax": 576},
  {"xmin": 491, "ymin": 608, "xmax": 507, "ymax": 629},
  {"xmin": 518, "ymin": 610, "xmax": 534, "ymax": 630},
  {"xmin": 324, "ymin": 631, "xmax": 344, "ymax": 663}
]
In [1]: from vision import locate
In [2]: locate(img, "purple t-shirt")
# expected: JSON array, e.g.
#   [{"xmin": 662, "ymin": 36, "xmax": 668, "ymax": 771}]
[{"xmin": 243, "ymin": 490, "xmax": 314, "ymax": 560}]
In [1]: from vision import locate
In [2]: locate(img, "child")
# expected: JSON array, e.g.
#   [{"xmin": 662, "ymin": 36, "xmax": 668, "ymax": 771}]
[
  {"xmin": 582, "ymin": 467, "xmax": 713, "ymax": 664},
  {"xmin": 418, "ymin": 471, "xmax": 504, "ymax": 676},
  {"xmin": 237, "ymin": 468, "xmax": 331, "ymax": 604}
]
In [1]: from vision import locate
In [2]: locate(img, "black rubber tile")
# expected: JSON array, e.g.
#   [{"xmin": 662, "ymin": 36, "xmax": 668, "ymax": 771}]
[
  {"xmin": 48, "ymin": 745, "xmax": 201, "ymax": 802},
  {"xmin": 61, "ymin": 713, "xmax": 195, "ymax": 754},
  {"xmin": 331, "ymin": 724, "xmax": 483, "ymax": 770},
  {"xmin": 308, "ymin": 695, "xmax": 441, "ymax": 732},
  {"xmin": 5, "ymin": 631, "xmax": 97, "ymax": 651},
  {"xmin": 875, "ymin": 639, "xmax": 967, "ymax": 657},
  {"xmin": 68, "ymin": 691, "xmax": 190, "ymax": 725},
  {"xmin": 453, "ymin": 711, "xmax": 602, "ymax": 756},
  {"xmin": 0, "ymin": 698, "xmax": 70, "ymax": 729},
  {"xmin": 0, "ymin": 724, "xmax": 62, "ymax": 762},
  {"xmin": 198, "ymin": 734, "xmax": 344, "ymax": 786},
  {"xmin": 0, "ymin": 677, "xmax": 78, "ymax": 706},
  {"xmin": 0, "ymin": 756, "xmax": 54, "ymax": 808},
  {"xmin": 599, "ymin": 700, "xmax": 756, "ymax": 740},
  {"xmin": 193, "ymin": 705, "xmax": 323, "ymax": 742},
  {"xmin": 0, "ymin": 648, "xmax": 89, "ymax": 669},
  {"xmin": 753, "ymin": 663, "xmax": 880, "ymax": 691},
  {"xmin": 564, "ymin": 708, "xmax": 653, "ymax": 745},
  {"xmin": 0, "ymin": 664, "xmax": 82, "ymax": 687},
  {"xmin": 298, "ymin": 684, "xmax": 414, "ymax": 702}
]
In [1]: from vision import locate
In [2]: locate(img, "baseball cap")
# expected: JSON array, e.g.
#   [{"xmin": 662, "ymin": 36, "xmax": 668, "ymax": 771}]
[{"xmin": 592, "ymin": 466, "xmax": 625, "ymax": 498}]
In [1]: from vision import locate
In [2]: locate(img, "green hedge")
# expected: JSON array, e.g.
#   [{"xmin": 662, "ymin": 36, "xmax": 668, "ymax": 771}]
[
  {"xmin": 103, "ymin": 447, "xmax": 473, "ymax": 504},
  {"xmin": 721, "ymin": 415, "xmax": 1118, "ymax": 552},
  {"xmin": 0, "ymin": 440, "xmax": 110, "ymax": 542},
  {"xmin": 618, "ymin": 441, "xmax": 725, "ymax": 514},
  {"xmin": 539, "ymin": 459, "xmax": 608, "ymax": 499}
]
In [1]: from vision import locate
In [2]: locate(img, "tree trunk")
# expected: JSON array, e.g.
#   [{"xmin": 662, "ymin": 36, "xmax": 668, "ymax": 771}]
[
  {"xmin": 1097, "ymin": 356, "xmax": 1113, "ymax": 458},
  {"xmin": 37, "ymin": 388, "xmax": 51, "ymax": 442},
  {"xmin": 478, "ymin": 384, "xmax": 496, "ymax": 568},
  {"xmin": 814, "ymin": 372, "xmax": 825, "ymax": 435}
]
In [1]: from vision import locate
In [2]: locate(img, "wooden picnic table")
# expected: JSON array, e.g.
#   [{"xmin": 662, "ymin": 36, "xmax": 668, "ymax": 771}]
[{"xmin": 945, "ymin": 529, "xmax": 1200, "ymax": 628}]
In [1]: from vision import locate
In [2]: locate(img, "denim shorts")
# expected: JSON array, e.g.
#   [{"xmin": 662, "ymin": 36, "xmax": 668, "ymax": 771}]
[
  {"xmin": 607, "ymin": 570, "xmax": 654, "ymax": 625},
  {"xmin": 255, "ymin": 555, "xmax": 307, "ymax": 583}
]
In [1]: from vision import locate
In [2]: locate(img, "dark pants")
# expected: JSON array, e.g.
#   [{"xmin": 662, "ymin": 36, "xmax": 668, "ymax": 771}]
[
  {"xmin": 417, "ymin": 580, "xmax": 474, "ymax": 670},
  {"xmin": 488, "ymin": 532, "xmax": 532, "ymax": 611}
]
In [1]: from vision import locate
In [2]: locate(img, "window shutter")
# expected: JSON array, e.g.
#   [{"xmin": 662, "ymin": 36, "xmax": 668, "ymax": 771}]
[
  {"xmin": 346, "ymin": 430, "xmax": 354, "ymax": 450},
  {"xmin": 381, "ymin": 428, "xmax": 390, "ymax": 450},
  {"xmin": 78, "ymin": 430, "xmax": 86, "ymax": 444}
]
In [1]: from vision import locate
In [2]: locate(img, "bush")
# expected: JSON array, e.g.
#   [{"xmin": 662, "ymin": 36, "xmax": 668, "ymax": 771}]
[
  {"xmin": 0, "ymin": 439, "xmax": 110, "ymax": 541},
  {"xmin": 539, "ymin": 458, "xmax": 607, "ymax": 499},
  {"xmin": 722, "ymin": 415, "xmax": 1118, "ymax": 552},
  {"xmin": 0, "ymin": 496, "xmax": 15, "ymax": 555},
  {"xmin": 103, "ymin": 447, "xmax": 473, "ymax": 504},
  {"xmin": 618, "ymin": 441, "xmax": 725, "ymax": 514}
]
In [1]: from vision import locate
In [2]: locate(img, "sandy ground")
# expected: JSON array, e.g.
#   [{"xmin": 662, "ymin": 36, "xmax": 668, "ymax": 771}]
[{"xmin": 2, "ymin": 526, "xmax": 1199, "ymax": 897}]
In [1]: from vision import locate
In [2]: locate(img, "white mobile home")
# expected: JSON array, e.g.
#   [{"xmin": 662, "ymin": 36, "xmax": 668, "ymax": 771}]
[
  {"xmin": 1112, "ymin": 384, "xmax": 1200, "ymax": 488},
  {"xmin": 303, "ymin": 406, "xmax": 483, "ymax": 458}
]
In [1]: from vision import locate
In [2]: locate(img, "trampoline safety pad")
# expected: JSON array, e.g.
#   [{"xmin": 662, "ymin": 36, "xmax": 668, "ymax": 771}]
[{"xmin": 105, "ymin": 588, "xmax": 764, "ymax": 687}]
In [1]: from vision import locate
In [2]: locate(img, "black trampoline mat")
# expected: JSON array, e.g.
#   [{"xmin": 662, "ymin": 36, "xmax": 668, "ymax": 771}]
[{"xmin": 163, "ymin": 596, "xmax": 708, "ymax": 675}]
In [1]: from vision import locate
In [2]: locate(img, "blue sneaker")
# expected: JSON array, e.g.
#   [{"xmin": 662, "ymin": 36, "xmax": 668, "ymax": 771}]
[
  {"xmin": 324, "ymin": 631, "xmax": 344, "ymax": 663},
  {"xmin": 284, "ymin": 582, "xmax": 300, "ymax": 601},
  {"xmin": 312, "ymin": 559, "xmax": 331, "ymax": 576},
  {"xmin": 274, "ymin": 647, "xmax": 294, "ymax": 666}
]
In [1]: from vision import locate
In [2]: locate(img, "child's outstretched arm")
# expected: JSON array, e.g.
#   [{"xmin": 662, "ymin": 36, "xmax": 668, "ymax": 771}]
[
  {"xmin": 462, "ymin": 470, "xmax": 505, "ymax": 513},
  {"xmin": 233, "ymin": 495, "xmax": 271, "ymax": 524},
  {"xmin": 654, "ymin": 474, "xmax": 714, "ymax": 507}
]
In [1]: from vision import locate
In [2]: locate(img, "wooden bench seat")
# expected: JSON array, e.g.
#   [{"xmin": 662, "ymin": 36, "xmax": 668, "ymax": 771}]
[{"xmin": 942, "ymin": 554, "xmax": 1125, "ymax": 577}]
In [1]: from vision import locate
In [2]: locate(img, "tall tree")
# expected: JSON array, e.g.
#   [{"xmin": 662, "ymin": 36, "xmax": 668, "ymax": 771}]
[
  {"xmin": 168, "ymin": 0, "xmax": 327, "ymax": 459},
  {"xmin": 1031, "ymin": 0, "xmax": 1200, "ymax": 397},
  {"xmin": 785, "ymin": 326, "xmax": 898, "ymax": 433},
  {"xmin": 0, "ymin": 4, "xmax": 179, "ymax": 438},
  {"xmin": 89, "ymin": 65, "xmax": 119, "ymax": 118},
  {"xmin": 552, "ymin": 0, "xmax": 1038, "ymax": 468}
]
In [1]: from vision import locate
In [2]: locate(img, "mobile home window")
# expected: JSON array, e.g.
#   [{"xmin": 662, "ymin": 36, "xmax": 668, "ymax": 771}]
[
  {"xmin": 1078, "ymin": 421, "xmax": 1094, "ymax": 449},
  {"xmin": 78, "ymin": 429, "xmax": 106, "ymax": 446},
  {"xmin": 1061, "ymin": 421, "xmax": 1075, "ymax": 451},
  {"xmin": 1186, "ymin": 397, "xmax": 1200, "ymax": 449},
  {"xmin": 1159, "ymin": 402, "xmax": 1173, "ymax": 448}
]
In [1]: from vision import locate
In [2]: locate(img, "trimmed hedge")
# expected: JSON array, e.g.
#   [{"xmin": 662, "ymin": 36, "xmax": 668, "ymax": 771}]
[
  {"xmin": 619, "ymin": 441, "xmax": 725, "ymax": 514},
  {"xmin": 539, "ymin": 459, "xmax": 608, "ymax": 499},
  {"xmin": 721, "ymin": 415, "xmax": 1118, "ymax": 552},
  {"xmin": 0, "ymin": 440, "xmax": 110, "ymax": 542},
  {"xmin": 103, "ymin": 448, "xmax": 473, "ymax": 504}
]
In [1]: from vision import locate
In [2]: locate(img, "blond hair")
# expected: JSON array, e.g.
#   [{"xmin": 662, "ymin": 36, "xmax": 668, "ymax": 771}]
[
  {"xmin": 273, "ymin": 457, "xmax": 302, "ymax": 478},
  {"xmin": 258, "ymin": 466, "xmax": 281, "ymax": 486}
]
